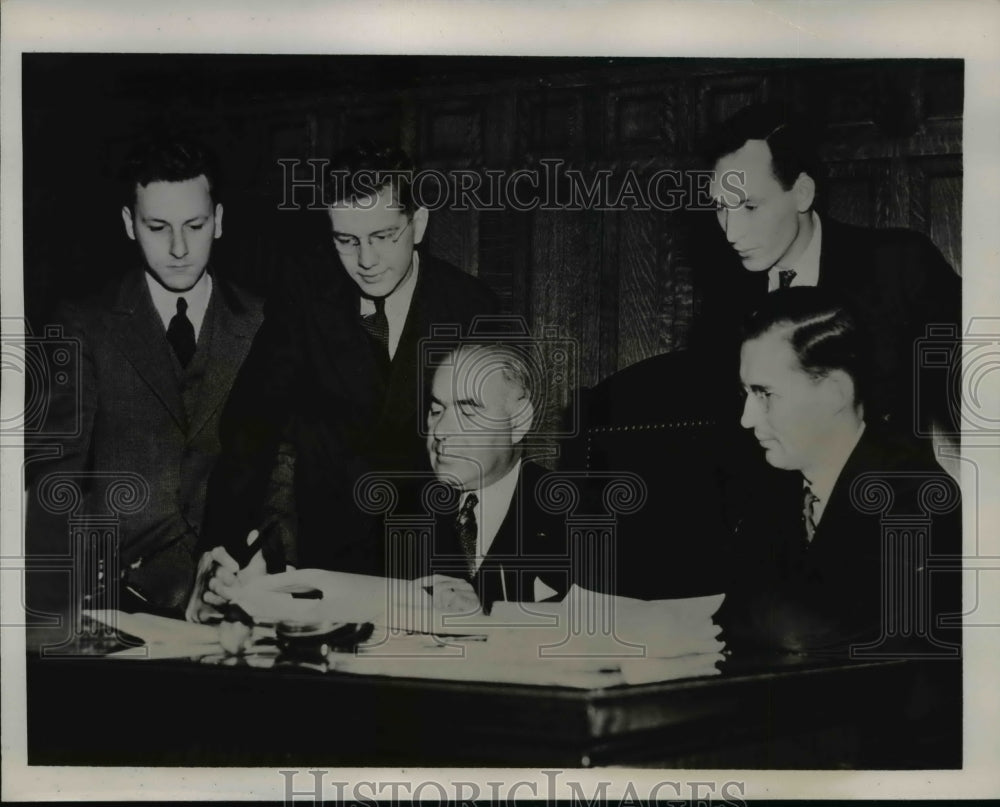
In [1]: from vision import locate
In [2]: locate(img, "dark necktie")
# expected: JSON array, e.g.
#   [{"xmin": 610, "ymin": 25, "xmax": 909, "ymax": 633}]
[
  {"xmin": 360, "ymin": 296, "xmax": 389, "ymax": 356},
  {"xmin": 455, "ymin": 492, "xmax": 479, "ymax": 577},
  {"xmin": 166, "ymin": 297, "xmax": 196, "ymax": 368},
  {"xmin": 777, "ymin": 268, "xmax": 797, "ymax": 289},
  {"xmin": 802, "ymin": 485, "xmax": 819, "ymax": 543}
]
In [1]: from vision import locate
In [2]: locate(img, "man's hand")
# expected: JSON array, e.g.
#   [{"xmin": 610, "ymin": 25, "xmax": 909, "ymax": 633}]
[
  {"xmin": 185, "ymin": 531, "xmax": 267, "ymax": 623},
  {"xmin": 416, "ymin": 574, "xmax": 482, "ymax": 616}
]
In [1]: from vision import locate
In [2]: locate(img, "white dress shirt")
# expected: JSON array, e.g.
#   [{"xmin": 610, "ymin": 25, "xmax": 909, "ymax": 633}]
[
  {"xmin": 768, "ymin": 211, "xmax": 822, "ymax": 292},
  {"xmin": 803, "ymin": 422, "xmax": 866, "ymax": 525},
  {"xmin": 459, "ymin": 460, "xmax": 522, "ymax": 573},
  {"xmin": 146, "ymin": 270, "xmax": 213, "ymax": 341},
  {"xmin": 359, "ymin": 252, "xmax": 419, "ymax": 360}
]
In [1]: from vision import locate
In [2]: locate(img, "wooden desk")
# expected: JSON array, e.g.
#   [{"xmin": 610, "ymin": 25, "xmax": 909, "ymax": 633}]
[{"xmin": 25, "ymin": 634, "xmax": 960, "ymax": 768}]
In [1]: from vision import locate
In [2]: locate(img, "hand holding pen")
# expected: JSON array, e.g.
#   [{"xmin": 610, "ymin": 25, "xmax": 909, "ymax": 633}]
[{"xmin": 184, "ymin": 528, "xmax": 269, "ymax": 623}]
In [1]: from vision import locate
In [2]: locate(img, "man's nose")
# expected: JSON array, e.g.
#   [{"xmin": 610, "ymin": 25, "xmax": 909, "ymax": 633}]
[
  {"xmin": 169, "ymin": 228, "xmax": 189, "ymax": 259},
  {"xmin": 723, "ymin": 208, "xmax": 745, "ymax": 244},
  {"xmin": 357, "ymin": 238, "xmax": 379, "ymax": 269},
  {"xmin": 740, "ymin": 394, "xmax": 757, "ymax": 430},
  {"xmin": 434, "ymin": 407, "xmax": 460, "ymax": 440}
]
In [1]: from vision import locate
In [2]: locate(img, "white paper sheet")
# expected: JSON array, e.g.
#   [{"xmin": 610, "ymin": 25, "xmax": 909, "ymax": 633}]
[{"xmin": 485, "ymin": 585, "xmax": 726, "ymax": 659}]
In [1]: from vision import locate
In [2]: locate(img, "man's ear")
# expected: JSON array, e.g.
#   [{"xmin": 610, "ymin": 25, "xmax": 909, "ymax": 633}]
[
  {"xmin": 822, "ymin": 369, "xmax": 856, "ymax": 414},
  {"xmin": 509, "ymin": 396, "xmax": 535, "ymax": 446},
  {"xmin": 792, "ymin": 172, "xmax": 816, "ymax": 213},
  {"xmin": 213, "ymin": 203, "xmax": 224, "ymax": 239},
  {"xmin": 121, "ymin": 206, "xmax": 136, "ymax": 240},
  {"xmin": 411, "ymin": 206, "xmax": 429, "ymax": 246}
]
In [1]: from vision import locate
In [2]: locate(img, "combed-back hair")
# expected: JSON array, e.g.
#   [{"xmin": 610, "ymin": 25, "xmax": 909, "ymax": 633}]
[
  {"xmin": 121, "ymin": 136, "xmax": 222, "ymax": 209},
  {"xmin": 704, "ymin": 102, "xmax": 823, "ymax": 192},
  {"xmin": 742, "ymin": 287, "xmax": 869, "ymax": 407},
  {"xmin": 323, "ymin": 140, "xmax": 417, "ymax": 213},
  {"xmin": 452, "ymin": 342, "xmax": 536, "ymax": 410}
]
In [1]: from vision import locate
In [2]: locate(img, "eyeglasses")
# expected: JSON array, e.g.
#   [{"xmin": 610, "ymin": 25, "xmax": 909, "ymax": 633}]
[{"xmin": 332, "ymin": 218, "xmax": 412, "ymax": 255}]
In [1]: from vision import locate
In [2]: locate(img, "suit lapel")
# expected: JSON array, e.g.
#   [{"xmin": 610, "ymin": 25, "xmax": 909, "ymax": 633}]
[
  {"xmin": 746, "ymin": 265, "xmax": 770, "ymax": 298},
  {"xmin": 483, "ymin": 470, "xmax": 525, "ymax": 562},
  {"xmin": 476, "ymin": 463, "xmax": 551, "ymax": 605},
  {"xmin": 379, "ymin": 259, "xmax": 431, "ymax": 430},
  {"xmin": 316, "ymin": 273, "xmax": 384, "ymax": 416},
  {"xmin": 107, "ymin": 270, "xmax": 186, "ymax": 430},
  {"xmin": 808, "ymin": 429, "xmax": 873, "ymax": 553},
  {"xmin": 817, "ymin": 216, "xmax": 865, "ymax": 295},
  {"xmin": 187, "ymin": 278, "xmax": 257, "ymax": 440}
]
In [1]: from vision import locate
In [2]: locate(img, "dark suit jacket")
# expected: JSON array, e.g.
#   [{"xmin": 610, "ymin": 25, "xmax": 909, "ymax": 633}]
[
  {"xmin": 694, "ymin": 215, "xmax": 961, "ymax": 434},
  {"xmin": 204, "ymin": 252, "xmax": 498, "ymax": 575},
  {"xmin": 26, "ymin": 269, "xmax": 264, "ymax": 612},
  {"xmin": 425, "ymin": 461, "xmax": 571, "ymax": 613},
  {"xmin": 718, "ymin": 425, "xmax": 962, "ymax": 656}
]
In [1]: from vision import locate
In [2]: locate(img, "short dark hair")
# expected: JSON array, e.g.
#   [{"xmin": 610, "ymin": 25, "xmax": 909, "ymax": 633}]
[
  {"xmin": 323, "ymin": 140, "xmax": 417, "ymax": 213},
  {"xmin": 705, "ymin": 102, "xmax": 823, "ymax": 192},
  {"xmin": 121, "ymin": 136, "xmax": 222, "ymax": 210},
  {"xmin": 742, "ymin": 288, "xmax": 868, "ymax": 407}
]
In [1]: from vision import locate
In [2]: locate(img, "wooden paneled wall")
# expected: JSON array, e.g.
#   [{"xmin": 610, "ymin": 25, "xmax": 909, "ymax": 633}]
[
  {"xmin": 24, "ymin": 57, "xmax": 963, "ymax": 402},
  {"xmin": 298, "ymin": 60, "xmax": 963, "ymax": 396}
]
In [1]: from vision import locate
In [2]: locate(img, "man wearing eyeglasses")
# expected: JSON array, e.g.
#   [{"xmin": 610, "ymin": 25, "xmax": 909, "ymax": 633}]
[{"xmin": 189, "ymin": 143, "xmax": 497, "ymax": 619}]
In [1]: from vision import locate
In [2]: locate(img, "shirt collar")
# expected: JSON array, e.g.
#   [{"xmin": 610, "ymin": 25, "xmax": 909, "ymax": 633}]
[
  {"xmin": 144, "ymin": 269, "xmax": 213, "ymax": 338},
  {"xmin": 359, "ymin": 252, "xmax": 419, "ymax": 359},
  {"xmin": 769, "ymin": 211, "xmax": 821, "ymax": 290}
]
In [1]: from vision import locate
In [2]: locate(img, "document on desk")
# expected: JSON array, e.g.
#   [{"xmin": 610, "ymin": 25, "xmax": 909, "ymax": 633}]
[
  {"xmin": 340, "ymin": 585, "xmax": 727, "ymax": 688},
  {"xmin": 491, "ymin": 583, "xmax": 726, "ymax": 658},
  {"xmin": 83, "ymin": 610, "xmax": 223, "ymax": 659},
  {"xmin": 341, "ymin": 636, "xmax": 724, "ymax": 688}
]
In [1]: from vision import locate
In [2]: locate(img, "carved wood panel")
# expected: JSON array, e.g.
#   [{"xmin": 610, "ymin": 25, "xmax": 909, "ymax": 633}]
[
  {"xmin": 696, "ymin": 75, "xmax": 764, "ymax": 139},
  {"xmin": 335, "ymin": 105, "xmax": 402, "ymax": 154},
  {"xmin": 425, "ymin": 208, "xmax": 479, "ymax": 280},
  {"xmin": 910, "ymin": 156, "xmax": 963, "ymax": 273},
  {"xmin": 607, "ymin": 83, "xmax": 679, "ymax": 158},
  {"xmin": 824, "ymin": 160, "xmax": 893, "ymax": 228},
  {"xmin": 529, "ymin": 210, "xmax": 603, "ymax": 392},
  {"xmin": 23, "ymin": 56, "xmax": 964, "ymax": 402},
  {"xmin": 403, "ymin": 61, "xmax": 962, "ymax": 412},
  {"xmin": 518, "ymin": 88, "xmax": 588, "ymax": 161},
  {"xmin": 420, "ymin": 101, "xmax": 485, "ymax": 167}
]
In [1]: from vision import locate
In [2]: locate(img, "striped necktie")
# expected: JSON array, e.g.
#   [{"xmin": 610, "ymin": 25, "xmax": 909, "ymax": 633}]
[
  {"xmin": 360, "ymin": 296, "xmax": 389, "ymax": 356},
  {"xmin": 803, "ymin": 485, "xmax": 819, "ymax": 543},
  {"xmin": 455, "ymin": 492, "xmax": 479, "ymax": 577}
]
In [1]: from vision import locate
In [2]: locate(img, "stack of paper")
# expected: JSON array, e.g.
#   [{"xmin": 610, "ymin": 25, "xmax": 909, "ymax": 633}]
[
  {"xmin": 95, "ymin": 575, "xmax": 726, "ymax": 686},
  {"xmin": 335, "ymin": 635, "xmax": 721, "ymax": 688},
  {"xmin": 472, "ymin": 585, "xmax": 726, "ymax": 685},
  {"xmin": 232, "ymin": 573, "xmax": 726, "ymax": 686}
]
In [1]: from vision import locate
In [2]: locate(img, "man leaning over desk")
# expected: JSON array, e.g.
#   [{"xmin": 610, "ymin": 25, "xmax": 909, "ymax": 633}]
[
  {"xmin": 420, "ymin": 342, "xmax": 568, "ymax": 613},
  {"xmin": 187, "ymin": 142, "xmax": 498, "ymax": 622},
  {"xmin": 199, "ymin": 341, "xmax": 569, "ymax": 617},
  {"xmin": 699, "ymin": 102, "xmax": 960, "ymax": 449}
]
